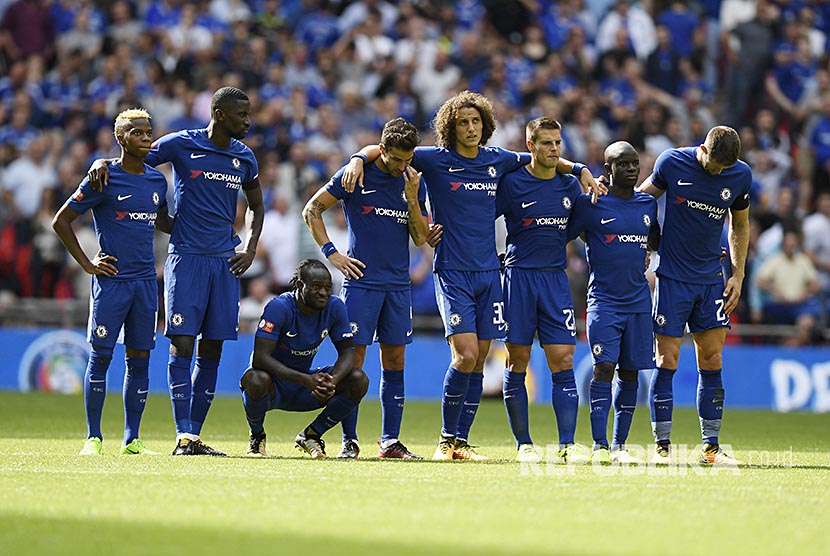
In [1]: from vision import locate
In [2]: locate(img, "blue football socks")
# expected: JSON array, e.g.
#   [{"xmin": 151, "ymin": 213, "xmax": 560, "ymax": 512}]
[
  {"xmin": 190, "ymin": 357, "xmax": 219, "ymax": 436},
  {"xmin": 84, "ymin": 346, "xmax": 113, "ymax": 439},
  {"xmin": 340, "ymin": 406, "xmax": 359, "ymax": 441},
  {"xmin": 440, "ymin": 366, "xmax": 470, "ymax": 437},
  {"xmin": 309, "ymin": 394, "xmax": 358, "ymax": 436},
  {"xmin": 123, "ymin": 355, "xmax": 149, "ymax": 445},
  {"xmin": 552, "ymin": 369, "xmax": 578, "ymax": 446},
  {"xmin": 455, "ymin": 371, "xmax": 483, "ymax": 441},
  {"xmin": 611, "ymin": 378, "xmax": 638, "ymax": 450},
  {"xmin": 697, "ymin": 368, "xmax": 724, "ymax": 445},
  {"xmin": 649, "ymin": 367, "xmax": 676, "ymax": 444},
  {"xmin": 167, "ymin": 354, "xmax": 192, "ymax": 436},
  {"xmin": 503, "ymin": 369, "xmax": 532, "ymax": 446},
  {"xmin": 242, "ymin": 389, "xmax": 269, "ymax": 436},
  {"xmin": 380, "ymin": 369, "xmax": 405, "ymax": 444},
  {"xmin": 589, "ymin": 379, "xmax": 612, "ymax": 449}
]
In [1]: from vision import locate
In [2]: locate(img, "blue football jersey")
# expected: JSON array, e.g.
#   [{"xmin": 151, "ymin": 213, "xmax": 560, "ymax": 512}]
[
  {"xmin": 412, "ymin": 146, "xmax": 529, "ymax": 271},
  {"xmin": 326, "ymin": 162, "xmax": 427, "ymax": 290},
  {"xmin": 69, "ymin": 161, "xmax": 167, "ymax": 280},
  {"xmin": 568, "ymin": 192, "xmax": 659, "ymax": 313},
  {"xmin": 650, "ymin": 147, "xmax": 751, "ymax": 284},
  {"xmin": 497, "ymin": 167, "xmax": 583, "ymax": 269},
  {"xmin": 147, "ymin": 129, "xmax": 259, "ymax": 256},
  {"xmin": 255, "ymin": 292, "xmax": 353, "ymax": 374}
]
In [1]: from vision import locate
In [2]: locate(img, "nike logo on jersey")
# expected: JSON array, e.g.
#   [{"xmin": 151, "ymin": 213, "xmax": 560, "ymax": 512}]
[
  {"xmin": 601, "ymin": 218, "xmax": 616, "ymax": 224},
  {"xmin": 286, "ymin": 331, "xmax": 297, "ymax": 337},
  {"xmin": 448, "ymin": 167, "xmax": 464, "ymax": 172},
  {"xmin": 117, "ymin": 195, "xmax": 132, "ymax": 201},
  {"xmin": 361, "ymin": 188, "xmax": 377, "ymax": 195},
  {"xmin": 521, "ymin": 201, "xmax": 537, "ymax": 208},
  {"xmin": 137, "ymin": 388, "xmax": 149, "ymax": 394},
  {"xmin": 394, "ymin": 395, "xmax": 405, "ymax": 400},
  {"xmin": 677, "ymin": 179, "xmax": 693, "ymax": 186},
  {"xmin": 190, "ymin": 153, "xmax": 207, "ymax": 159}
]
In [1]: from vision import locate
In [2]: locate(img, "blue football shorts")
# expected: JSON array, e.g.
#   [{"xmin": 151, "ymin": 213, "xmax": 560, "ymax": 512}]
[
  {"xmin": 87, "ymin": 276, "xmax": 158, "ymax": 350},
  {"xmin": 164, "ymin": 253, "xmax": 240, "ymax": 340},
  {"xmin": 653, "ymin": 274, "xmax": 731, "ymax": 337},
  {"xmin": 586, "ymin": 310, "xmax": 654, "ymax": 370},
  {"xmin": 503, "ymin": 267, "xmax": 576, "ymax": 346},
  {"xmin": 434, "ymin": 269, "xmax": 505, "ymax": 339},
  {"xmin": 341, "ymin": 285, "xmax": 412, "ymax": 346}
]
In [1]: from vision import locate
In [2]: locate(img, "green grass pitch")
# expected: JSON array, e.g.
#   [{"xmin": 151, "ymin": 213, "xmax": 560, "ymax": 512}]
[{"xmin": 1, "ymin": 391, "xmax": 828, "ymax": 556}]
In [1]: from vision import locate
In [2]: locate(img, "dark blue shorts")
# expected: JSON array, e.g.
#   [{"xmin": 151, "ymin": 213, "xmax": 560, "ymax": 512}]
[
  {"xmin": 164, "ymin": 253, "xmax": 240, "ymax": 340},
  {"xmin": 341, "ymin": 286, "xmax": 412, "ymax": 346},
  {"xmin": 434, "ymin": 269, "xmax": 505, "ymax": 339},
  {"xmin": 586, "ymin": 310, "xmax": 654, "ymax": 370},
  {"xmin": 88, "ymin": 276, "xmax": 157, "ymax": 350},
  {"xmin": 653, "ymin": 275, "xmax": 731, "ymax": 337},
  {"xmin": 503, "ymin": 268, "xmax": 576, "ymax": 346}
]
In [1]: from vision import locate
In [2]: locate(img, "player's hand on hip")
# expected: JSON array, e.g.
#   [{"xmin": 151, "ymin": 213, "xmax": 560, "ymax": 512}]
[
  {"xmin": 588, "ymin": 173, "xmax": 609, "ymax": 204},
  {"xmin": 342, "ymin": 158, "xmax": 365, "ymax": 193},
  {"xmin": 426, "ymin": 224, "xmax": 443, "ymax": 248},
  {"xmin": 86, "ymin": 251, "xmax": 118, "ymax": 276},
  {"xmin": 328, "ymin": 251, "xmax": 365, "ymax": 279},
  {"xmin": 88, "ymin": 159, "xmax": 111, "ymax": 192},
  {"xmin": 228, "ymin": 250, "xmax": 255, "ymax": 277},
  {"xmin": 723, "ymin": 275, "xmax": 743, "ymax": 315}
]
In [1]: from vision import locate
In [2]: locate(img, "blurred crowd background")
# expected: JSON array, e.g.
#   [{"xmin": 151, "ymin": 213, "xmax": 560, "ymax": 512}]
[{"xmin": 0, "ymin": 0, "xmax": 828, "ymax": 345}]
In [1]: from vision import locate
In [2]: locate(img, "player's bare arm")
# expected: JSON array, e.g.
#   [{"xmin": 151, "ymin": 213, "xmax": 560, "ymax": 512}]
[
  {"xmin": 154, "ymin": 204, "xmax": 174, "ymax": 234},
  {"xmin": 403, "ymin": 166, "xmax": 429, "ymax": 245},
  {"xmin": 724, "ymin": 206, "xmax": 750, "ymax": 314},
  {"xmin": 228, "ymin": 179, "xmax": 265, "ymax": 276},
  {"xmin": 251, "ymin": 336, "xmax": 334, "ymax": 401},
  {"xmin": 556, "ymin": 157, "xmax": 607, "ymax": 203},
  {"xmin": 52, "ymin": 203, "xmax": 118, "ymax": 276},
  {"xmin": 329, "ymin": 338, "xmax": 356, "ymax": 386},
  {"xmin": 636, "ymin": 177, "xmax": 666, "ymax": 199},
  {"xmin": 342, "ymin": 145, "xmax": 382, "ymax": 192},
  {"xmin": 302, "ymin": 188, "xmax": 366, "ymax": 278}
]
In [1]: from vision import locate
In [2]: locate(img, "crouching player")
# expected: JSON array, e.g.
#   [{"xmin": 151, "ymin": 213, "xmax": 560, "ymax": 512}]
[
  {"xmin": 568, "ymin": 141, "xmax": 660, "ymax": 464},
  {"xmin": 240, "ymin": 259, "xmax": 368, "ymax": 458}
]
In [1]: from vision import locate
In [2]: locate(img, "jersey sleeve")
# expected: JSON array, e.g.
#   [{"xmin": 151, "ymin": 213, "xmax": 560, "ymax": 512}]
[
  {"xmin": 567, "ymin": 193, "xmax": 590, "ymax": 241},
  {"xmin": 495, "ymin": 175, "xmax": 512, "ymax": 217},
  {"xmin": 245, "ymin": 150, "xmax": 259, "ymax": 184},
  {"xmin": 418, "ymin": 176, "xmax": 428, "ymax": 215},
  {"xmin": 649, "ymin": 149, "xmax": 673, "ymax": 190},
  {"xmin": 729, "ymin": 167, "xmax": 752, "ymax": 211},
  {"xmin": 146, "ymin": 132, "xmax": 177, "ymax": 167},
  {"xmin": 328, "ymin": 298, "xmax": 354, "ymax": 343},
  {"xmin": 498, "ymin": 147, "xmax": 529, "ymax": 173},
  {"xmin": 66, "ymin": 177, "xmax": 103, "ymax": 215},
  {"xmin": 324, "ymin": 166, "xmax": 348, "ymax": 200},
  {"xmin": 412, "ymin": 146, "xmax": 437, "ymax": 172},
  {"xmin": 255, "ymin": 298, "xmax": 286, "ymax": 341}
]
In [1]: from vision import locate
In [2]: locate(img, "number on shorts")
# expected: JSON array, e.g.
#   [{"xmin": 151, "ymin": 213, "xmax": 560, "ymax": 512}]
[
  {"xmin": 714, "ymin": 299, "xmax": 728, "ymax": 324},
  {"xmin": 563, "ymin": 309, "xmax": 575, "ymax": 331},
  {"xmin": 492, "ymin": 302, "xmax": 505, "ymax": 325}
]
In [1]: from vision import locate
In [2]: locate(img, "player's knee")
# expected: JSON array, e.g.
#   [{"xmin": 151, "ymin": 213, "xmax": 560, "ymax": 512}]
[
  {"xmin": 197, "ymin": 339, "xmax": 223, "ymax": 360},
  {"xmin": 698, "ymin": 353, "xmax": 723, "ymax": 370},
  {"xmin": 453, "ymin": 348, "xmax": 478, "ymax": 372},
  {"xmin": 593, "ymin": 362, "xmax": 616, "ymax": 382},
  {"xmin": 346, "ymin": 368, "xmax": 369, "ymax": 398},
  {"xmin": 556, "ymin": 352, "xmax": 574, "ymax": 371},
  {"xmin": 169, "ymin": 335, "xmax": 195, "ymax": 358},
  {"xmin": 617, "ymin": 369, "xmax": 639, "ymax": 382},
  {"xmin": 241, "ymin": 368, "xmax": 270, "ymax": 399}
]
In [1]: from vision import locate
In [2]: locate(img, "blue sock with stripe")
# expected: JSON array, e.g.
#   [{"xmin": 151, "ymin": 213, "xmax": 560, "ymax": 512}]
[
  {"xmin": 242, "ymin": 390, "xmax": 269, "ymax": 436},
  {"xmin": 123, "ymin": 356, "xmax": 149, "ymax": 445},
  {"xmin": 167, "ymin": 354, "xmax": 192, "ymax": 436},
  {"xmin": 340, "ymin": 406, "xmax": 358, "ymax": 441},
  {"xmin": 455, "ymin": 371, "xmax": 483, "ymax": 441},
  {"xmin": 589, "ymin": 379, "xmax": 612, "ymax": 449},
  {"xmin": 380, "ymin": 369, "xmax": 404, "ymax": 444},
  {"xmin": 440, "ymin": 366, "xmax": 469, "ymax": 438},
  {"xmin": 697, "ymin": 369, "xmax": 724, "ymax": 445},
  {"xmin": 84, "ymin": 346, "xmax": 112, "ymax": 440},
  {"xmin": 503, "ymin": 369, "xmax": 532, "ymax": 446},
  {"xmin": 612, "ymin": 378, "xmax": 638, "ymax": 450},
  {"xmin": 190, "ymin": 357, "xmax": 219, "ymax": 436},
  {"xmin": 309, "ymin": 394, "xmax": 358, "ymax": 436},
  {"xmin": 649, "ymin": 367, "xmax": 675, "ymax": 444},
  {"xmin": 552, "ymin": 369, "xmax": 578, "ymax": 446}
]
